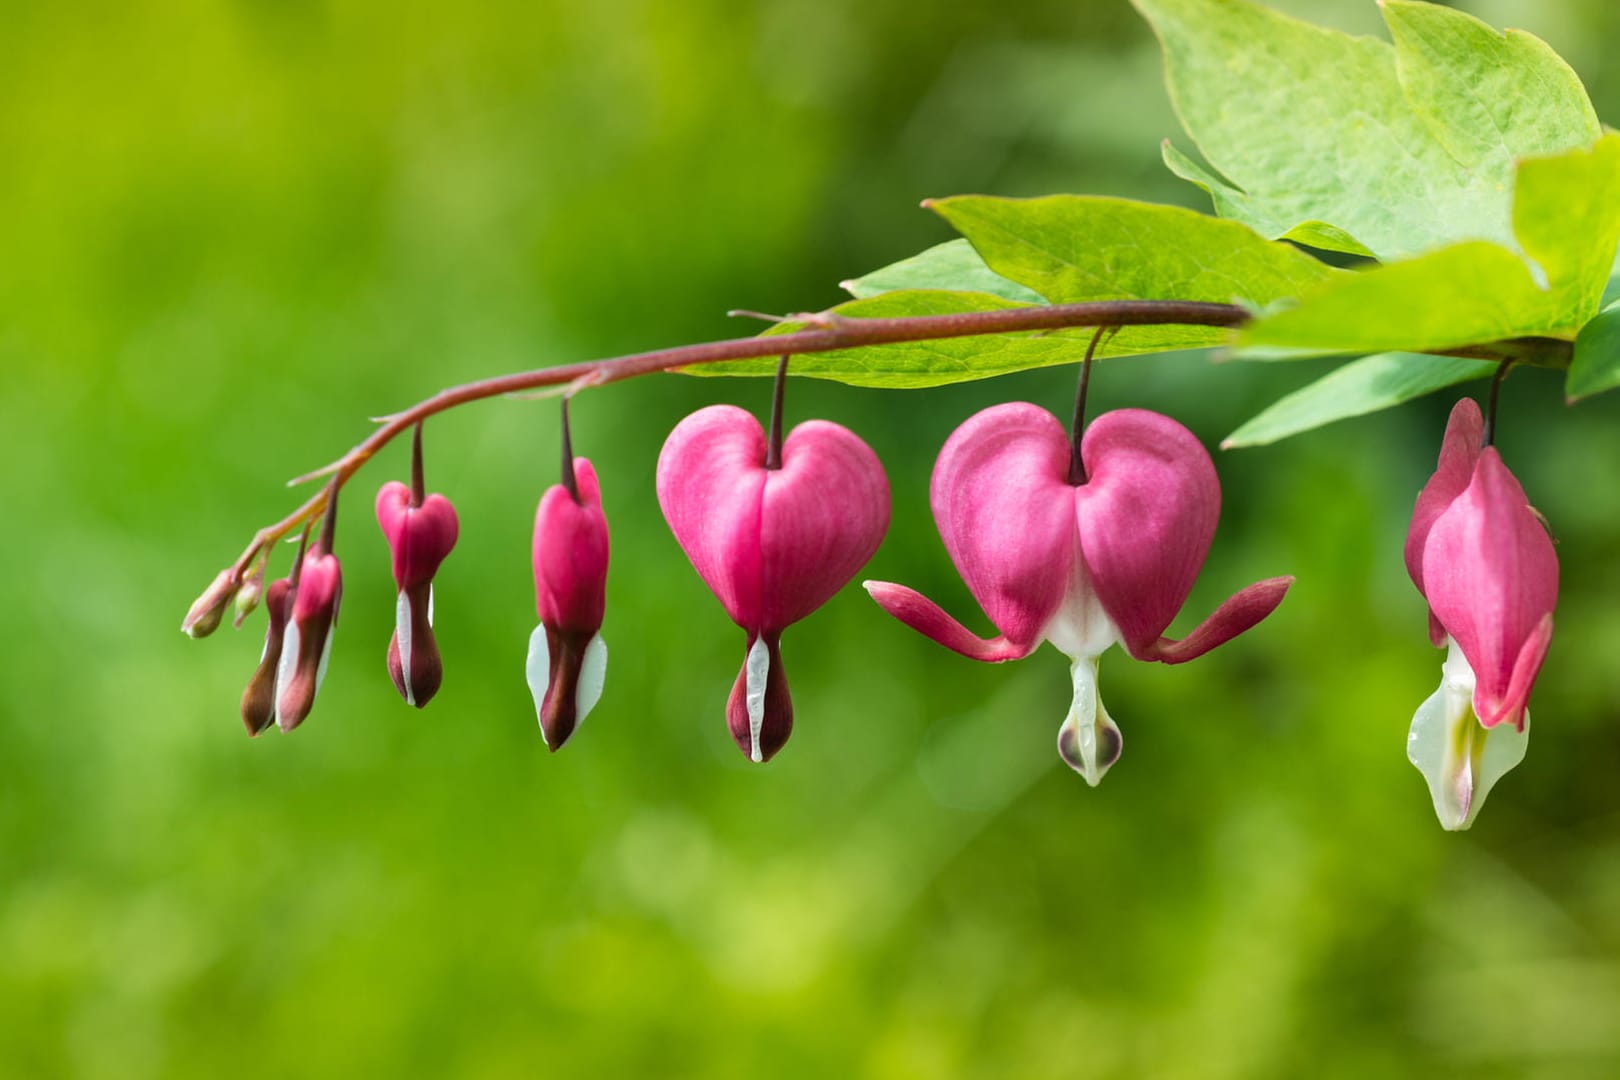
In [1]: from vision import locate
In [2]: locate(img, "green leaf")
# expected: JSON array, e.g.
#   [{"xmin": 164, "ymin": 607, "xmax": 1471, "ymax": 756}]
[
  {"xmin": 1134, "ymin": 0, "xmax": 1601, "ymax": 261},
  {"xmin": 686, "ymin": 290, "xmax": 1111, "ymax": 390},
  {"xmin": 1567, "ymin": 305, "xmax": 1620, "ymax": 402},
  {"xmin": 1223, "ymin": 353, "xmax": 1495, "ymax": 448},
  {"xmin": 923, "ymin": 194, "xmax": 1334, "ymax": 358},
  {"xmin": 839, "ymin": 239, "xmax": 1044, "ymax": 304},
  {"xmin": 1238, "ymin": 136, "xmax": 1620, "ymax": 358},
  {"xmin": 929, "ymin": 195, "xmax": 1336, "ymax": 305}
]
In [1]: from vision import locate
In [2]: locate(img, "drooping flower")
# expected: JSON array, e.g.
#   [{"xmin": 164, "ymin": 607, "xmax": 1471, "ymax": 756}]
[
  {"xmin": 526, "ymin": 456, "xmax": 610, "ymax": 750},
  {"xmin": 240, "ymin": 577, "xmax": 291, "ymax": 736},
  {"xmin": 866, "ymin": 402, "xmax": 1291, "ymax": 785},
  {"xmin": 375, "ymin": 429, "xmax": 460, "ymax": 708},
  {"xmin": 1404, "ymin": 398, "xmax": 1556, "ymax": 830},
  {"xmin": 656, "ymin": 404, "xmax": 889, "ymax": 762},
  {"xmin": 274, "ymin": 545, "xmax": 342, "ymax": 732}
]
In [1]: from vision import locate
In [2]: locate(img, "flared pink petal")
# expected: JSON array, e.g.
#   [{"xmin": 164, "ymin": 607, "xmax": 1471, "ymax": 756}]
[
  {"xmin": 1422, "ymin": 448, "xmax": 1557, "ymax": 728},
  {"xmin": 864, "ymin": 581, "xmax": 1036, "ymax": 662},
  {"xmin": 1136, "ymin": 576, "xmax": 1294, "ymax": 664},
  {"xmin": 1405, "ymin": 398, "xmax": 1484, "ymax": 645},
  {"xmin": 1482, "ymin": 613, "xmax": 1552, "ymax": 731},
  {"xmin": 533, "ymin": 457, "xmax": 610, "ymax": 633},
  {"xmin": 376, "ymin": 482, "xmax": 460, "ymax": 590},
  {"xmin": 928, "ymin": 403, "xmax": 1077, "ymax": 648},
  {"xmin": 1075, "ymin": 409, "xmax": 1219, "ymax": 657},
  {"xmin": 656, "ymin": 405, "xmax": 768, "ymax": 627},
  {"xmin": 758, "ymin": 420, "xmax": 890, "ymax": 630}
]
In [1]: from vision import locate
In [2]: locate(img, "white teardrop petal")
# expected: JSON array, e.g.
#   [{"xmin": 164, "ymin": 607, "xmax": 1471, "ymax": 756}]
[
  {"xmin": 525, "ymin": 623, "xmax": 551, "ymax": 747},
  {"xmin": 395, "ymin": 589, "xmax": 415, "ymax": 706},
  {"xmin": 574, "ymin": 634, "xmax": 608, "ymax": 727},
  {"xmin": 744, "ymin": 636, "xmax": 770, "ymax": 764}
]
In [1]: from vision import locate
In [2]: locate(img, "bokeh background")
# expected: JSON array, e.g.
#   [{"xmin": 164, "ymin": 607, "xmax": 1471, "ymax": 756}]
[{"xmin": 7, "ymin": 1, "xmax": 1620, "ymax": 1076}]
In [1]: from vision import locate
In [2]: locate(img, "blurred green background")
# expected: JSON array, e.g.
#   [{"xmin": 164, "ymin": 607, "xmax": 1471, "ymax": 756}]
[{"xmin": 7, "ymin": 1, "xmax": 1620, "ymax": 1076}]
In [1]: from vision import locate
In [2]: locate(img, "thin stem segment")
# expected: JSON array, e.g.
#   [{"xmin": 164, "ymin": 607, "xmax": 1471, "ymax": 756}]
[
  {"xmin": 765, "ymin": 355, "xmax": 788, "ymax": 471},
  {"xmin": 1482, "ymin": 360, "xmax": 1513, "ymax": 448},
  {"xmin": 1067, "ymin": 326, "xmax": 1111, "ymax": 486},
  {"xmin": 560, "ymin": 395, "xmax": 580, "ymax": 502},
  {"xmin": 409, "ymin": 422, "xmax": 425, "ymax": 508}
]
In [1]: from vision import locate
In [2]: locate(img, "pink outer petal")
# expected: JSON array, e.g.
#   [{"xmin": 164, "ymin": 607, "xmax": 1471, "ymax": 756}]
[
  {"xmin": 292, "ymin": 552, "xmax": 342, "ymax": 623},
  {"xmin": 863, "ymin": 581, "xmax": 1035, "ymax": 662},
  {"xmin": 1422, "ymin": 447, "xmax": 1557, "ymax": 729},
  {"xmin": 1136, "ymin": 576, "xmax": 1294, "ymax": 664},
  {"xmin": 759, "ymin": 420, "xmax": 889, "ymax": 630},
  {"xmin": 1406, "ymin": 399, "xmax": 1484, "ymax": 645},
  {"xmin": 657, "ymin": 406, "xmax": 889, "ymax": 632},
  {"xmin": 656, "ymin": 405, "xmax": 767, "ymax": 627},
  {"xmin": 1075, "ymin": 409, "xmax": 1218, "ymax": 658},
  {"xmin": 375, "ymin": 482, "xmax": 460, "ymax": 590},
  {"xmin": 533, "ymin": 458, "xmax": 609, "ymax": 632},
  {"xmin": 928, "ymin": 403, "xmax": 1077, "ymax": 651}
]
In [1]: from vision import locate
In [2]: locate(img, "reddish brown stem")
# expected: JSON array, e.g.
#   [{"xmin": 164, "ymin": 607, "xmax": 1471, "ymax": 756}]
[{"xmin": 210, "ymin": 299, "xmax": 1569, "ymax": 586}]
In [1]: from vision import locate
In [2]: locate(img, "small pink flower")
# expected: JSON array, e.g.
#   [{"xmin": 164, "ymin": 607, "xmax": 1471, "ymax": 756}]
[
  {"xmin": 867, "ymin": 402, "xmax": 1290, "ymax": 784},
  {"xmin": 1404, "ymin": 398, "xmax": 1557, "ymax": 829},
  {"xmin": 274, "ymin": 548, "xmax": 342, "ymax": 732},
  {"xmin": 657, "ymin": 404, "xmax": 889, "ymax": 762},
  {"xmin": 375, "ymin": 481, "xmax": 460, "ymax": 707},
  {"xmin": 526, "ymin": 457, "xmax": 610, "ymax": 750}
]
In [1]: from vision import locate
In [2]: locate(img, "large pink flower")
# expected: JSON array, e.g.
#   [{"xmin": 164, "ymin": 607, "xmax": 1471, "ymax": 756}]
[
  {"xmin": 1404, "ymin": 398, "xmax": 1556, "ymax": 829},
  {"xmin": 867, "ymin": 402, "xmax": 1291, "ymax": 784},
  {"xmin": 657, "ymin": 405, "xmax": 889, "ymax": 763}
]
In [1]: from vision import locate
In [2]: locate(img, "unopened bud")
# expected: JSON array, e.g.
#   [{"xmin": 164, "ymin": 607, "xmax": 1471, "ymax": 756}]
[
  {"xmin": 182, "ymin": 569, "xmax": 236, "ymax": 639},
  {"xmin": 232, "ymin": 566, "xmax": 265, "ymax": 628}
]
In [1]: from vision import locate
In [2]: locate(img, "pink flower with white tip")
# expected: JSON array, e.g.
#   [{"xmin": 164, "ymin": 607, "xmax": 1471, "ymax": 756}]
[
  {"xmin": 1404, "ymin": 398, "xmax": 1557, "ymax": 830},
  {"xmin": 867, "ymin": 402, "xmax": 1291, "ymax": 785},
  {"xmin": 375, "ymin": 426, "xmax": 460, "ymax": 708},
  {"xmin": 527, "ymin": 453, "xmax": 610, "ymax": 751},
  {"xmin": 657, "ymin": 402, "xmax": 889, "ymax": 763}
]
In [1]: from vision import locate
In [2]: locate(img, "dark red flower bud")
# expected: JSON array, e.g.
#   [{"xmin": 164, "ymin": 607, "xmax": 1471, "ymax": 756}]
[{"xmin": 240, "ymin": 578, "xmax": 291, "ymax": 736}]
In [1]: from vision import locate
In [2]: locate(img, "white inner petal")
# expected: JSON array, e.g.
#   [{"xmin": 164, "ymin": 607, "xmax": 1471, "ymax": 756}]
[
  {"xmin": 1407, "ymin": 640, "xmax": 1531, "ymax": 831},
  {"xmin": 1057, "ymin": 654, "xmax": 1123, "ymax": 787},
  {"xmin": 272, "ymin": 620, "xmax": 301, "ymax": 728},
  {"xmin": 1041, "ymin": 540, "xmax": 1120, "ymax": 661},
  {"xmin": 525, "ymin": 623, "xmax": 551, "ymax": 747},
  {"xmin": 744, "ymin": 636, "xmax": 770, "ymax": 764},
  {"xmin": 427, "ymin": 584, "xmax": 435, "ymax": 628},
  {"xmin": 575, "ymin": 634, "xmax": 608, "ymax": 728},
  {"xmin": 395, "ymin": 589, "xmax": 415, "ymax": 706},
  {"xmin": 314, "ymin": 591, "xmax": 339, "ymax": 695}
]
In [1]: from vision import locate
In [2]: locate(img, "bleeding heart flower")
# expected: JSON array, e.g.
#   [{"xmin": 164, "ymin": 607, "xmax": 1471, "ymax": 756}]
[
  {"xmin": 1404, "ymin": 397, "xmax": 1556, "ymax": 830},
  {"xmin": 375, "ymin": 474, "xmax": 460, "ymax": 708},
  {"xmin": 657, "ymin": 404, "xmax": 889, "ymax": 763},
  {"xmin": 866, "ymin": 402, "xmax": 1291, "ymax": 785},
  {"xmin": 526, "ymin": 456, "xmax": 610, "ymax": 750},
  {"xmin": 274, "ymin": 546, "xmax": 342, "ymax": 732}
]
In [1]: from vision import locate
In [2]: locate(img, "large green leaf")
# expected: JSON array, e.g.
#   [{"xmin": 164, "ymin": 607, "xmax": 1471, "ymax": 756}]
[
  {"xmin": 1223, "ymin": 353, "xmax": 1495, "ymax": 448},
  {"xmin": 928, "ymin": 195, "xmax": 1336, "ymax": 305},
  {"xmin": 1135, "ymin": 0, "xmax": 1601, "ymax": 261},
  {"xmin": 687, "ymin": 290, "xmax": 1115, "ymax": 389},
  {"xmin": 1239, "ymin": 136, "xmax": 1620, "ymax": 358},
  {"xmin": 840, "ymin": 239, "xmax": 1043, "ymax": 304}
]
